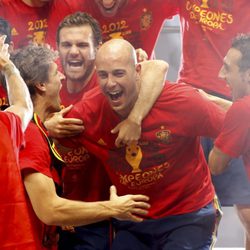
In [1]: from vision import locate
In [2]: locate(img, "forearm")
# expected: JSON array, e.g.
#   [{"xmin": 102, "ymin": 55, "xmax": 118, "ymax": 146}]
[
  {"xmin": 129, "ymin": 60, "xmax": 168, "ymax": 124},
  {"xmin": 4, "ymin": 63, "xmax": 33, "ymax": 130},
  {"xmin": 209, "ymin": 95, "xmax": 232, "ymax": 111},
  {"xmin": 43, "ymin": 198, "xmax": 117, "ymax": 226}
]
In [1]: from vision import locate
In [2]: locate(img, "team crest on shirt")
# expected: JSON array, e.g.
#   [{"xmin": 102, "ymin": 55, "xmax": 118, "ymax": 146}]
[
  {"xmin": 156, "ymin": 126, "xmax": 171, "ymax": 144},
  {"xmin": 140, "ymin": 8, "xmax": 152, "ymax": 30}
]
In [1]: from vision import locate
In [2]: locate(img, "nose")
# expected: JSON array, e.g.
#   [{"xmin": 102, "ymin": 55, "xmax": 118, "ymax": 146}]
[
  {"xmin": 69, "ymin": 45, "xmax": 80, "ymax": 55},
  {"xmin": 106, "ymin": 74, "xmax": 117, "ymax": 88}
]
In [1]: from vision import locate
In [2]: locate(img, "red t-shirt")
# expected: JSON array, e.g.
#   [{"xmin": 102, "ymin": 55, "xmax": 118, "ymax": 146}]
[
  {"xmin": 19, "ymin": 120, "xmax": 59, "ymax": 250},
  {"xmin": 65, "ymin": 82, "xmax": 225, "ymax": 219},
  {"xmin": 177, "ymin": 0, "xmax": 250, "ymax": 98},
  {"xmin": 215, "ymin": 95, "xmax": 250, "ymax": 179},
  {"xmin": 0, "ymin": 111, "xmax": 36, "ymax": 249},
  {"xmin": 0, "ymin": 0, "xmax": 51, "ymax": 48},
  {"xmin": 59, "ymin": 73, "xmax": 111, "ymax": 202},
  {"xmin": 47, "ymin": 0, "xmax": 178, "ymax": 57},
  {"xmin": 83, "ymin": 0, "xmax": 178, "ymax": 59}
]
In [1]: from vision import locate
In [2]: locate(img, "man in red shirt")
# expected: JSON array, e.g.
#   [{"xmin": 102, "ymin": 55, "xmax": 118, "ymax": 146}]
[
  {"xmin": 209, "ymin": 34, "xmax": 250, "ymax": 249},
  {"xmin": 0, "ymin": 35, "xmax": 35, "ymax": 249},
  {"xmin": 62, "ymin": 38, "xmax": 225, "ymax": 249},
  {"xmin": 49, "ymin": 12, "xmax": 168, "ymax": 250},
  {"xmin": 12, "ymin": 43, "xmax": 150, "ymax": 250}
]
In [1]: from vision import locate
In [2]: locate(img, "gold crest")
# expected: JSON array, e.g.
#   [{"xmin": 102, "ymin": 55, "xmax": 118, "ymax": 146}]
[
  {"xmin": 140, "ymin": 9, "xmax": 152, "ymax": 30},
  {"xmin": 156, "ymin": 129, "xmax": 171, "ymax": 144}
]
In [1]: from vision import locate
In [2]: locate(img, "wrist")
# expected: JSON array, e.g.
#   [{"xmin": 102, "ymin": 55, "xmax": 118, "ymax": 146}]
[
  {"xmin": 127, "ymin": 113, "xmax": 142, "ymax": 126},
  {"xmin": 2, "ymin": 63, "xmax": 20, "ymax": 78}
]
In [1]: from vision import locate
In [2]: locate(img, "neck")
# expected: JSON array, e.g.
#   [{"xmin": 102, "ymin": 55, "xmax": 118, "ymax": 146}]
[
  {"xmin": 33, "ymin": 97, "xmax": 56, "ymax": 123},
  {"xmin": 66, "ymin": 69, "xmax": 95, "ymax": 94}
]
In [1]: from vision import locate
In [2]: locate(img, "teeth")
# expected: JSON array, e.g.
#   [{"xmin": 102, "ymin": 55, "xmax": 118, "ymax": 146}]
[
  {"xmin": 108, "ymin": 90, "xmax": 122, "ymax": 100},
  {"xmin": 68, "ymin": 61, "xmax": 82, "ymax": 67}
]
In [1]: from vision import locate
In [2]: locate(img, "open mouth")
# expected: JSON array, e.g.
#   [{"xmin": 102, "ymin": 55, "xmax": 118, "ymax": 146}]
[
  {"xmin": 108, "ymin": 90, "xmax": 123, "ymax": 100},
  {"xmin": 67, "ymin": 61, "xmax": 83, "ymax": 68}
]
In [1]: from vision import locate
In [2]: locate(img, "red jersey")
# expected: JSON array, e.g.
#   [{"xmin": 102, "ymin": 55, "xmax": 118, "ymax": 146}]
[
  {"xmin": 177, "ymin": 0, "xmax": 250, "ymax": 98},
  {"xmin": 19, "ymin": 116, "xmax": 61, "ymax": 250},
  {"xmin": 59, "ymin": 73, "xmax": 111, "ymax": 202},
  {"xmin": 215, "ymin": 95, "xmax": 250, "ymax": 179},
  {"xmin": 0, "ymin": 0, "xmax": 51, "ymax": 48},
  {"xmin": 47, "ymin": 0, "xmax": 178, "ymax": 57},
  {"xmin": 65, "ymin": 82, "xmax": 225, "ymax": 219},
  {"xmin": 0, "ymin": 111, "xmax": 36, "ymax": 249},
  {"xmin": 83, "ymin": 0, "xmax": 178, "ymax": 59}
]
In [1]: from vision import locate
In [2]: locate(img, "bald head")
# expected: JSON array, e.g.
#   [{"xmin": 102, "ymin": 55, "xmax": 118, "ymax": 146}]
[
  {"xmin": 96, "ymin": 39, "xmax": 141, "ymax": 118},
  {"xmin": 96, "ymin": 39, "xmax": 137, "ymax": 67}
]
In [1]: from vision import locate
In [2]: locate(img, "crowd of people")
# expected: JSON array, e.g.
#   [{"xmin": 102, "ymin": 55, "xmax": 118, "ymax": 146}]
[{"xmin": 0, "ymin": 0, "xmax": 250, "ymax": 249}]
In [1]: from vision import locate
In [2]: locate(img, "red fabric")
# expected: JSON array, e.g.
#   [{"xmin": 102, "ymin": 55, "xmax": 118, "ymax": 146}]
[
  {"xmin": 215, "ymin": 95, "xmax": 250, "ymax": 179},
  {"xmin": 59, "ymin": 73, "xmax": 111, "ymax": 202},
  {"xmin": 19, "ymin": 120, "xmax": 59, "ymax": 249},
  {"xmin": 65, "ymin": 82, "xmax": 225, "ymax": 218},
  {"xmin": 83, "ymin": 0, "xmax": 178, "ymax": 59},
  {"xmin": 0, "ymin": 112, "xmax": 36, "ymax": 249},
  {"xmin": 178, "ymin": 0, "xmax": 250, "ymax": 98},
  {"xmin": 0, "ymin": 0, "xmax": 52, "ymax": 48},
  {"xmin": 47, "ymin": 0, "xmax": 178, "ymax": 57},
  {"xmin": 0, "ymin": 85, "xmax": 8, "ymax": 109}
]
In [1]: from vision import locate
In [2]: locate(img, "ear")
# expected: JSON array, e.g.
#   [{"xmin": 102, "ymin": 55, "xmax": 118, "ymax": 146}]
[
  {"xmin": 135, "ymin": 63, "xmax": 142, "ymax": 74},
  {"xmin": 8, "ymin": 41, "xmax": 14, "ymax": 53},
  {"xmin": 35, "ymin": 82, "xmax": 47, "ymax": 93}
]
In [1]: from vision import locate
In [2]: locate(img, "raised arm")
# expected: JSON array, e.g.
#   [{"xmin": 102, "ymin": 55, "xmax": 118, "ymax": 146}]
[
  {"xmin": 112, "ymin": 59, "xmax": 169, "ymax": 147},
  {"xmin": 24, "ymin": 172, "xmax": 150, "ymax": 226},
  {"xmin": 0, "ymin": 35, "xmax": 33, "ymax": 130}
]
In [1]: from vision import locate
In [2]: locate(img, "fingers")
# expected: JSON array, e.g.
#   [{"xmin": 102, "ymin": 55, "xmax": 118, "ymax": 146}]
[
  {"xmin": 109, "ymin": 185, "xmax": 117, "ymax": 200},
  {"xmin": 111, "ymin": 124, "xmax": 119, "ymax": 134},
  {"xmin": 60, "ymin": 118, "xmax": 84, "ymax": 126},
  {"xmin": 60, "ymin": 104, "xmax": 73, "ymax": 116},
  {"xmin": 130, "ymin": 194, "xmax": 150, "ymax": 202},
  {"xmin": 127, "ymin": 214, "xmax": 144, "ymax": 223}
]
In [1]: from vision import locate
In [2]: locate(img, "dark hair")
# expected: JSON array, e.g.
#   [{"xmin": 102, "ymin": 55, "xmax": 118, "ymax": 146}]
[
  {"xmin": 56, "ymin": 12, "xmax": 102, "ymax": 47},
  {"xmin": 11, "ymin": 44, "xmax": 58, "ymax": 96},
  {"xmin": 232, "ymin": 33, "xmax": 250, "ymax": 72},
  {"xmin": 0, "ymin": 16, "xmax": 11, "ymax": 44}
]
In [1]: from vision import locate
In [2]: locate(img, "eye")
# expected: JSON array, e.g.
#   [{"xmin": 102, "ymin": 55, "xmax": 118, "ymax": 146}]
[
  {"xmin": 61, "ymin": 42, "xmax": 71, "ymax": 48},
  {"xmin": 98, "ymin": 71, "xmax": 108, "ymax": 79},
  {"xmin": 77, "ymin": 43, "xmax": 88, "ymax": 48},
  {"xmin": 114, "ymin": 70, "xmax": 125, "ymax": 77}
]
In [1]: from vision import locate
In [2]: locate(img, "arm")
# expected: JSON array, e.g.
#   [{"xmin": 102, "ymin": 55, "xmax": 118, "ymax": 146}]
[
  {"xmin": 44, "ymin": 105, "xmax": 85, "ymax": 138},
  {"xmin": 198, "ymin": 89, "xmax": 232, "ymax": 111},
  {"xmin": 24, "ymin": 172, "xmax": 150, "ymax": 226},
  {"xmin": 208, "ymin": 146, "xmax": 232, "ymax": 175},
  {"xmin": 112, "ymin": 60, "xmax": 169, "ymax": 147},
  {"xmin": 0, "ymin": 36, "xmax": 33, "ymax": 131}
]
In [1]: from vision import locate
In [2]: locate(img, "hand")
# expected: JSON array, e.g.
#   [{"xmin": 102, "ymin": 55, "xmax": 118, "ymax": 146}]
[
  {"xmin": 109, "ymin": 186, "xmax": 150, "ymax": 222},
  {"xmin": 44, "ymin": 105, "xmax": 84, "ymax": 138},
  {"xmin": 0, "ymin": 35, "xmax": 13, "ymax": 72},
  {"xmin": 111, "ymin": 118, "xmax": 141, "ymax": 147},
  {"xmin": 136, "ymin": 48, "xmax": 148, "ymax": 62}
]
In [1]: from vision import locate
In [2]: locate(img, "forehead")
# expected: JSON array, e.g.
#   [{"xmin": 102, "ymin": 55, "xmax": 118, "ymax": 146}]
[
  {"xmin": 48, "ymin": 62, "xmax": 57, "ymax": 74},
  {"xmin": 224, "ymin": 48, "xmax": 242, "ymax": 67},
  {"xmin": 59, "ymin": 25, "xmax": 94, "ymax": 42}
]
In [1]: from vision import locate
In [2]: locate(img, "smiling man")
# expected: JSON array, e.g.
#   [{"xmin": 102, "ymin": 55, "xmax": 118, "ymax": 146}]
[
  {"xmin": 209, "ymin": 33, "xmax": 250, "ymax": 181},
  {"xmin": 62, "ymin": 38, "xmax": 225, "ymax": 249}
]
